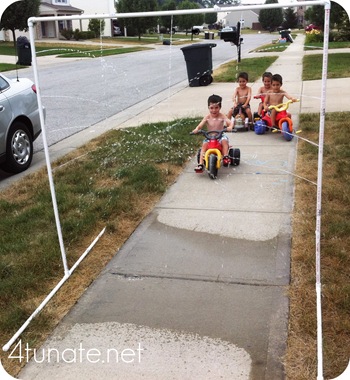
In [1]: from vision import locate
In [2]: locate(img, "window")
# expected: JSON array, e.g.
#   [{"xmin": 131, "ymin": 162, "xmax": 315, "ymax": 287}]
[
  {"xmin": 53, "ymin": 0, "xmax": 69, "ymax": 4},
  {"xmin": 41, "ymin": 22, "xmax": 46, "ymax": 37},
  {"xmin": 58, "ymin": 20, "xmax": 65, "ymax": 31},
  {"xmin": 0, "ymin": 76, "xmax": 10, "ymax": 92}
]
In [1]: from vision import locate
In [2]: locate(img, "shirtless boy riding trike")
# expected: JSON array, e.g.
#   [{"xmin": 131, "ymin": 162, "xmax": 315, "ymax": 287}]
[{"xmin": 254, "ymin": 74, "xmax": 299, "ymax": 141}]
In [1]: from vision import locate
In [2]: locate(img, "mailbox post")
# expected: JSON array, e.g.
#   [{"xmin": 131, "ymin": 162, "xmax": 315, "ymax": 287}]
[{"xmin": 219, "ymin": 22, "xmax": 243, "ymax": 62}]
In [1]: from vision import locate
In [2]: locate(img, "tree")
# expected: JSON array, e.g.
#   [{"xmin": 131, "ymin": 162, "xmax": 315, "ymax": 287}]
[
  {"xmin": 204, "ymin": 12, "xmax": 217, "ymax": 26},
  {"xmin": 304, "ymin": 2, "xmax": 348, "ymax": 30},
  {"xmin": 88, "ymin": 19, "xmax": 106, "ymax": 38},
  {"xmin": 282, "ymin": 8, "xmax": 298, "ymax": 29},
  {"xmin": 200, "ymin": 0, "xmax": 240, "ymax": 6},
  {"xmin": 304, "ymin": 5, "xmax": 324, "ymax": 28},
  {"xmin": 117, "ymin": 0, "xmax": 158, "ymax": 39},
  {"xmin": 258, "ymin": 0, "xmax": 283, "ymax": 31},
  {"xmin": 177, "ymin": 0, "xmax": 203, "ymax": 35},
  {"xmin": 159, "ymin": 0, "xmax": 177, "ymax": 32},
  {"xmin": 0, "ymin": 0, "xmax": 40, "ymax": 46}
]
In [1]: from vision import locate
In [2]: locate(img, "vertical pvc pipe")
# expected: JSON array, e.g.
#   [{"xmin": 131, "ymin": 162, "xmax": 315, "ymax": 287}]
[
  {"xmin": 316, "ymin": 2, "xmax": 331, "ymax": 379},
  {"xmin": 2, "ymin": 227, "xmax": 105, "ymax": 352},
  {"xmin": 28, "ymin": 20, "xmax": 69, "ymax": 277}
]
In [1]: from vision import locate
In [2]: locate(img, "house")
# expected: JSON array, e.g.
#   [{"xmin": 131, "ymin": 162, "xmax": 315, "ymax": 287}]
[
  {"xmin": 216, "ymin": 4, "xmax": 260, "ymax": 29},
  {"xmin": 40, "ymin": 0, "xmax": 116, "ymax": 39},
  {"xmin": 70, "ymin": 0, "xmax": 116, "ymax": 37},
  {"xmin": 39, "ymin": 1, "xmax": 83, "ymax": 39},
  {"xmin": 0, "ymin": 0, "xmax": 116, "ymax": 41},
  {"xmin": 217, "ymin": 0, "xmax": 310, "ymax": 30},
  {"xmin": 224, "ymin": 9, "xmax": 260, "ymax": 29},
  {"xmin": 295, "ymin": 0, "xmax": 308, "ymax": 27}
]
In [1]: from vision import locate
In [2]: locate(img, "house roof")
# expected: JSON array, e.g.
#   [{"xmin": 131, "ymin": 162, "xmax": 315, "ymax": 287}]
[{"xmin": 40, "ymin": 2, "xmax": 83, "ymax": 13}]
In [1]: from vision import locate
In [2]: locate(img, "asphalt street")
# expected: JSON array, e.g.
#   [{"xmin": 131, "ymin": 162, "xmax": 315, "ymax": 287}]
[{"xmin": 5, "ymin": 34, "xmax": 273, "ymax": 151}]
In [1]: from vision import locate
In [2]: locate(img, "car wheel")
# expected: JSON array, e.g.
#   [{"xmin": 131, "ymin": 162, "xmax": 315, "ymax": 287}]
[{"xmin": 1, "ymin": 121, "xmax": 33, "ymax": 173}]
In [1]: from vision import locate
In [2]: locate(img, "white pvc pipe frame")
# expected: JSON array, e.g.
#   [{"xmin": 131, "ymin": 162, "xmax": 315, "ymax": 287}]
[{"xmin": 1, "ymin": 1, "xmax": 337, "ymax": 378}]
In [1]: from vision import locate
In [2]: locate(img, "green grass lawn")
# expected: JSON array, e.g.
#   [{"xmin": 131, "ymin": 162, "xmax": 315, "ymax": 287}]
[
  {"xmin": 0, "ymin": 41, "xmax": 151, "ymax": 71},
  {"xmin": 252, "ymin": 42, "xmax": 290, "ymax": 52},
  {"xmin": 304, "ymin": 40, "xmax": 350, "ymax": 50},
  {"xmin": 36, "ymin": 46, "xmax": 150, "ymax": 58},
  {"xmin": 213, "ymin": 56, "xmax": 278, "ymax": 82},
  {"xmin": 0, "ymin": 63, "xmax": 26, "ymax": 71},
  {"xmin": 0, "ymin": 41, "xmax": 150, "ymax": 57},
  {"xmin": 303, "ymin": 53, "xmax": 350, "ymax": 80}
]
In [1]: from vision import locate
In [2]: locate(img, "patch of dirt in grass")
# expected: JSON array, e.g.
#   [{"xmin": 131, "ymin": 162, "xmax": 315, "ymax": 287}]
[
  {"xmin": 285, "ymin": 115, "xmax": 350, "ymax": 379},
  {"xmin": 1, "ymin": 152, "xmax": 184, "ymax": 377}
]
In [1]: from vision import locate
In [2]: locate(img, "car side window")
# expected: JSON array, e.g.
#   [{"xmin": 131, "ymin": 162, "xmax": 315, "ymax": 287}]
[{"xmin": 0, "ymin": 76, "xmax": 10, "ymax": 92}]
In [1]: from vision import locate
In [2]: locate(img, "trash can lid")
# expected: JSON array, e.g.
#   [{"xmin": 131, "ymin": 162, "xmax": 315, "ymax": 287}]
[
  {"xmin": 17, "ymin": 36, "xmax": 29, "ymax": 42},
  {"xmin": 181, "ymin": 43, "xmax": 217, "ymax": 51}
]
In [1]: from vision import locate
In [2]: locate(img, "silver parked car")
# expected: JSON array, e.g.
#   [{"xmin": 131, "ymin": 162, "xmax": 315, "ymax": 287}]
[{"xmin": 0, "ymin": 73, "xmax": 44, "ymax": 173}]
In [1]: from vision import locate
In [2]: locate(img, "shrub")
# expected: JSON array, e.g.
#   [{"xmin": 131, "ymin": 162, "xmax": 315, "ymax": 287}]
[
  {"xmin": 60, "ymin": 28, "xmax": 73, "ymax": 40},
  {"xmin": 305, "ymin": 30, "xmax": 323, "ymax": 43},
  {"xmin": 333, "ymin": 30, "xmax": 350, "ymax": 42},
  {"xmin": 88, "ymin": 19, "xmax": 105, "ymax": 38},
  {"xmin": 73, "ymin": 29, "xmax": 80, "ymax": 41},
  {"xmin": 78, "ymin": 31, "xmax": 96, "ymax": 40}
]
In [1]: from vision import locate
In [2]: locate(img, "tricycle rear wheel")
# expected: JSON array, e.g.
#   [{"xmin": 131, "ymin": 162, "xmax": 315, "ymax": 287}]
[{"xmin": 229, "ymin": 148, "xmax": 240, "ymax": 166}]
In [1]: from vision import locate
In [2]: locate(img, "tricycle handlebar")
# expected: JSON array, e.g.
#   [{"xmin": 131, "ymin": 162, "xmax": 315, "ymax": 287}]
[
  {"xmin": 190, "ymin": 128, "xmax": 228, "ymax": 140},
  {"xmin": 268, "ymin": 99, "xmax": 300, "ymax": 112}
]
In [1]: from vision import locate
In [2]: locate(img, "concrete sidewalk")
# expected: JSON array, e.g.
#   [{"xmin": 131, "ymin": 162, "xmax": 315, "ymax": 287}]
[{"xmin": 16, "ymin": 35, "xmax": 348, "ymax": 380}]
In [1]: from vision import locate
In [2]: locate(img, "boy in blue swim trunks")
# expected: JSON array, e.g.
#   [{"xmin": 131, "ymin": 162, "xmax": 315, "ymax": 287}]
[{"xmin": 192, "ymin": 94, "xmax": 234, "ymax": 172}]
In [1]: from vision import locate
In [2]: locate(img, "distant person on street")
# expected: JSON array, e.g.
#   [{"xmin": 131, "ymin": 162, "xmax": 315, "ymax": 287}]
[
  {"xmin": 192, "ymin": 94, "xmax": 233, "ymax": 173},
  {"xmin": 263, "ymin": 74, "xmax": 298, "ymax": 128}
]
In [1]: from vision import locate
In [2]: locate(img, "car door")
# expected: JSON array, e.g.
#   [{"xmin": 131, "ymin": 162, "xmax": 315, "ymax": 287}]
[{"xmin": 0, "ymin": 76, "xmax": 13, "ymax": 159}]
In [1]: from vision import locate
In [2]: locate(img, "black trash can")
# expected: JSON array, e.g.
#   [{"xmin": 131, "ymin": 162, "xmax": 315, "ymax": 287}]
[
  {"xmin": 181, "ymin": 43, "xmax": 216, "ymax": 87},
  {"xmin": 17, "ymin": 36, "xmax": 32, "ymax": 66},
  {"xmin": 204, "ymin": 31, "xmax": 214, "ymax": 40},
  {"xmin": 279, "ymin": 29, "xmax": 293, "ymax": 43}
]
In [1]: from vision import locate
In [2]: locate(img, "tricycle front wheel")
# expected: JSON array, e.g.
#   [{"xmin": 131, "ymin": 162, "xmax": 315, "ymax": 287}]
[
  {"xmin": 208, "ymin": 154, "xmax": 218, "ymax": 179},
  {"xmin": 281, "ymin": 120, "xmax": 294, "ymax": 141}
]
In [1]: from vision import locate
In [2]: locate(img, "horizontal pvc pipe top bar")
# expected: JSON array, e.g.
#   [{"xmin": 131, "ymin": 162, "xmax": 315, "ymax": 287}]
[{"xmin": 28, "ymin": 1, "xmax": 328, "ymax": 24}]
